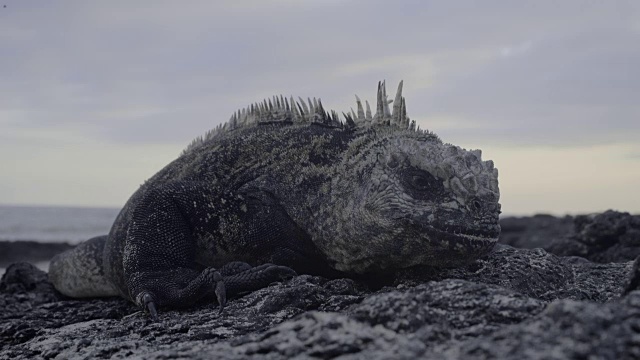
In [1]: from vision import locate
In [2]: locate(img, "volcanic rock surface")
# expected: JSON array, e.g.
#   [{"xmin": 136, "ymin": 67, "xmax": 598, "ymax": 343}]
[{"xmin": 2, "ymin": 210, "xmax": 640, "ymax": 359}]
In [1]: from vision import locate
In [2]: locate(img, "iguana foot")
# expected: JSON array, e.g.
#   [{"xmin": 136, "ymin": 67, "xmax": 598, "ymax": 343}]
[
  {"xmin": 131, "ymin": 263, "xmax": 295, "ymax": 320},
  {"xmin": 222, "ymin": 263, "xmax": 297, "ymax": 297},
  {"xmin": 131, "ymin": 267, "xmax": 225, "ymax": 321}
]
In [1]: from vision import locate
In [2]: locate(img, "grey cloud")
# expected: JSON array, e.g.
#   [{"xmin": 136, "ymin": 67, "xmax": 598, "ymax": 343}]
[
  {"xmin": 1, "ymin": 0, "xmax": 638, "ymax": 147},
  {"xmin": 416, "ymin": 24, "xmax": 640, "ymax": 146}
]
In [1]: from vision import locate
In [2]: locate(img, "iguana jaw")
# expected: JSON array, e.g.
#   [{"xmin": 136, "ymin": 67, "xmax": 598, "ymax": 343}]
[
  {"xmin": 417, "ymin": 221, "xmax": 500, "ymax": 265},
  {"xmin": 320, "ymin": 213, "xmax": 500, "ymax": 274},
  {"xmin": 383, "ymin": 215, "xmax": 500, "ymax": 268}
]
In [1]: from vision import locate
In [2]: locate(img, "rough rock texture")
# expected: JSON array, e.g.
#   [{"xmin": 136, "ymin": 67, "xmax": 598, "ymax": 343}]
[
  {"xmin": 553, "ymin": 210, "xmax": 640, "ymax": 263},
  {"xmin": 2, "ymin": 221, "xmax": 640, "ymax": 360},
  {"xmin": 499, "ymin": 214, "xmax": 574, "ymax": 249},
  {"xmin": 500, "ymin": 210, "xmax": 640, "ymax": 263}
]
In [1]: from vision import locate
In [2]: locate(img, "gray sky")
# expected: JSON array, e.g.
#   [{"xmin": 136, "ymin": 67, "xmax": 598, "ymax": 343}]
[{"xmin": 1, "ymin": 0, "xmax": 639, "ymax": 215}]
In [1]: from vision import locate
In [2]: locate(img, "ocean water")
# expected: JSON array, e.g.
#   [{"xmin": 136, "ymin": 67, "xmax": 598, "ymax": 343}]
[
  {"xmin": 0, "ymin": 204, "xmax": 120, "ymax": 276},
  {"xmin": 0, "ymin": 204, "xmax": 120, "ymax": 244}
]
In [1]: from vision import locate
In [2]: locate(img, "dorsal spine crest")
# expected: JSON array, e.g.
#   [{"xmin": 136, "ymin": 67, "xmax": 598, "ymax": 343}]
[{"xmin": 183, "ymin": 80, "xmax": 418, "ymax": 155}]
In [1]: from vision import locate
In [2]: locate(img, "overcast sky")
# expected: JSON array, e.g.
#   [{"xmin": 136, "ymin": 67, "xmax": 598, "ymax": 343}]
[{"xmin": 1, "ymin": 0, "xmax": 638, "ymax": 215}]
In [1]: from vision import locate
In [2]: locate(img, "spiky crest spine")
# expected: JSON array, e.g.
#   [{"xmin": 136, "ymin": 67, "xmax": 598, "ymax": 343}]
[{"xmin": 183, "ymin": 81, "xmax": 423, "ymax": 155}]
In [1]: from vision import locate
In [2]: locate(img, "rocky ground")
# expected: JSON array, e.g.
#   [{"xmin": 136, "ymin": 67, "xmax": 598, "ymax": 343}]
[{"xmin": 1, "ymin": 210, "xmax": 640, "ymax": 359}]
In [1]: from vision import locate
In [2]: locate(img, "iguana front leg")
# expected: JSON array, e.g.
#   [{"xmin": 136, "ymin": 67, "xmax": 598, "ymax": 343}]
[
  {"xmin": 123, "ymin": 183, "xmax": 296, "ymax": 319},
  {"xmin": 131, "ymin": 267, "xmax": 226, "ymax": 320},
  {"xmin": 135, "ymin": 262, "xmax": 295, "ymax": 320}
]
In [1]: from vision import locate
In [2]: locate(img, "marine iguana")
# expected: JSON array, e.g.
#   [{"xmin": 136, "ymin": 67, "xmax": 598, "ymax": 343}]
[{"xmin": 49, "ymin": 81, "xmax": 501, "ymax": 319}]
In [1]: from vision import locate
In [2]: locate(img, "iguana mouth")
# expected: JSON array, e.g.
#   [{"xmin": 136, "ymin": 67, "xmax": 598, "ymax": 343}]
[
  {"xmin": 422, "ymin": 223, "xmax": 500, "ymax": 254},
  {"xmin": 431, "ymin": 223, "xmax": 500, "ymax": 241},
  {"xmin": 395, "ymin": 217, "xmax": 500, "ymax": 258},
  {"xmin": 378, "ymin": 220, "xmax": 500, "ymax": 270},
  {"xmin": 400, "ymin": 214, "xmax": 500, "ymax": 242}
]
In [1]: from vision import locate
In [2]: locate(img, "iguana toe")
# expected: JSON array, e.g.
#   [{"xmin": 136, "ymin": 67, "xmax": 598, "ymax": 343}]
[
  {"xmin": 223, "ymin": 263, "xmax": 297, "ymax": 296},
  {"xmin": 219, "ymin": 261, "xmax": 253, "ymax": 276},
  {"xmin": 139, "ymin": 292, "xmax": 158, "ymax": 321},
  {"xmin": 213, "ymin": 271, "xmax": 226, "ymax": 313},
  {"xmin": 270, "ymin": 265, "xmax": 297, "ymax": 281}
]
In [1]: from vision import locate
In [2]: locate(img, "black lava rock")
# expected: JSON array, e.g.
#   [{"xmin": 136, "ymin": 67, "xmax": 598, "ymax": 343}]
[
  {"xmin": 500, "ymin": 210, "xmax": 640, "ymax": 263},
  {"xmin": 1, "ymin": 211, "xmax": 639, "ymax": 359}
]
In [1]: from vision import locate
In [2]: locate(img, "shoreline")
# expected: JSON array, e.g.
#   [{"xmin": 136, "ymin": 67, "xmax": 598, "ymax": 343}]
[
  {"xmin": 0, "ymin": 240, "xmax": 74, "ymax": 269},
  {"xmin": 0, "ymin": 260, "xmax": 49, "ymax": 278}
]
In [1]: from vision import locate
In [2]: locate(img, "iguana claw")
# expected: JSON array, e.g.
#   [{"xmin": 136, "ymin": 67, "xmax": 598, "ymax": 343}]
[
  {"xmin": 142, "ymin": 292, "xmax": 158, "ymax": 321},
  {"xmin": 213, "ymin": 271, "xmax": 226, "ymax": 313}
]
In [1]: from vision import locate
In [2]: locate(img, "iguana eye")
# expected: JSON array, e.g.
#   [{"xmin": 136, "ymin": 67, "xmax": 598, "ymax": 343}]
[
  {"xmin": 402, "ymin": 169, "xmax": 438, "ymax": 193},
  {"xmin": 411, "ymin": 175, "xmax": 432, "ymax": 190}
]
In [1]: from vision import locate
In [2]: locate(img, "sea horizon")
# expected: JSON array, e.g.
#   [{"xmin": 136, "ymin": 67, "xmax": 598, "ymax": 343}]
[
  {"xmin": 0, "ymin": 203, "xmax": 628, "ymax": 245},
  {"xmin": 0, "ymin": 204, "xmax": 120, "ymax": 244},
  {"xmin": 0, "ymin": 204, "xmax": 120, "ymax": 277}
]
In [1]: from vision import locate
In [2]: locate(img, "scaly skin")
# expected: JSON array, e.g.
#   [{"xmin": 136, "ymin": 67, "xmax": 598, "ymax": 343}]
[{"xmin": 49, "ymin": 81, "xmax": 501, "ymax": 318}]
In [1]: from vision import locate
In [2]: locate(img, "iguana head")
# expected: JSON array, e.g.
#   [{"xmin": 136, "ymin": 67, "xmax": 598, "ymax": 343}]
[{"xmin": 317, "ymin": 81, "xmax": 501, "ymax": 273}]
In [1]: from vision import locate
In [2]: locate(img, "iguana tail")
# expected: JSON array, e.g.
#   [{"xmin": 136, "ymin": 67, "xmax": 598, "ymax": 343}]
[{"xmin": 48, "ymin": 235, "xmax": 119, "ymax": 298}]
